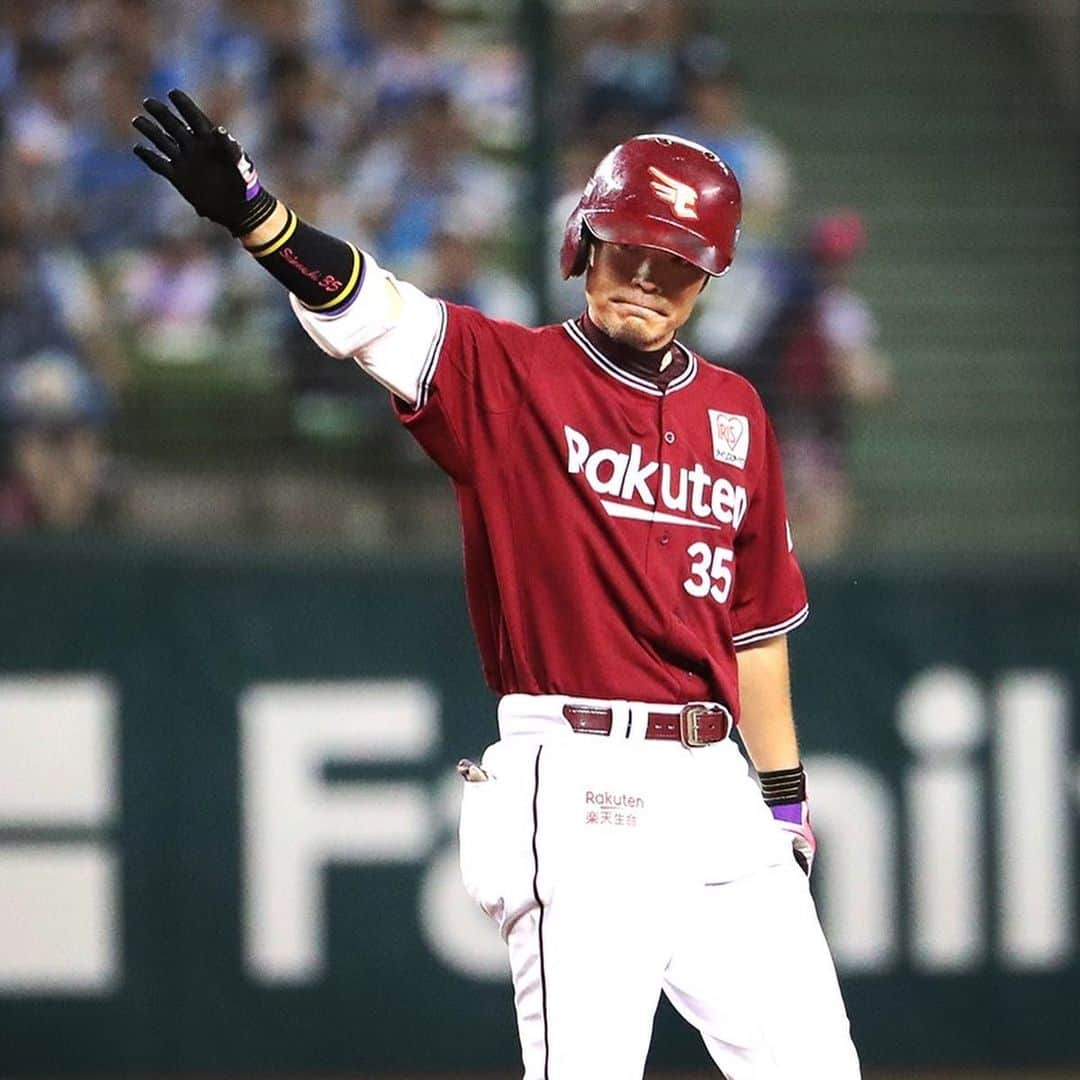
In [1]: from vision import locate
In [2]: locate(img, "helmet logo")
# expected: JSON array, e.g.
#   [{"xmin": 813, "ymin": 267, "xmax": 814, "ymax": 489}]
[{"xmin": 648, "ymin": 166, "xmax": 699, "ymax": 220}]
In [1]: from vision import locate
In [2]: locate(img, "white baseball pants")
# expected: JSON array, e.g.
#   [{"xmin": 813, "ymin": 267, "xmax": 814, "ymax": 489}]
[{"xmin": 458, "ymin": 694, "xmax": 861, "ymax": 1080}]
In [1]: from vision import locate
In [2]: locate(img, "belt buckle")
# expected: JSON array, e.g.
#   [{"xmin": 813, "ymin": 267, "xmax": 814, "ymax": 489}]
[{"xmin": 679, "ymin": 702, "xmax": 729, "ymax": 748}]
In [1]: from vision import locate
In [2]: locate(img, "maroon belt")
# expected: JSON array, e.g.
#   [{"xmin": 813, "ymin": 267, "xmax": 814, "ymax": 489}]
[{"xmin": 561, "ymin": 702, "xmax": 732, "ymax": 747}]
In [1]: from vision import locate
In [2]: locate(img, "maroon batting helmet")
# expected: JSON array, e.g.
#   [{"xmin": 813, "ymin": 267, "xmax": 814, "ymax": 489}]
[{"xmin": 560, "ymin": 134, "xmax": 742, "ymax": 280}]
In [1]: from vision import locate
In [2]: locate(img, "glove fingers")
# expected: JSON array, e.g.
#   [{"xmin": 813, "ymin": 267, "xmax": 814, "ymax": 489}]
[
  {"xmin": 168, "ymin": 88, "xmax": 214, "ymax": 137},
  {"xmin": 132, "ymin": 144, "xmax": 176, "ymax": 180},
  {"xmin": 132, "ymin": 114, "xmax": 179, "ymax": 159},
  {"xmin": 142, "ymin": 97, "xmax": 193, "ymax": 146}
]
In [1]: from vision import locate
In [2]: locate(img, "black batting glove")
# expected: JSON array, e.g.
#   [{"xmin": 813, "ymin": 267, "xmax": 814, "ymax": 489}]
[{"xmin": 132, "ymin": 89, "xmax": 277, "ymax": 237}]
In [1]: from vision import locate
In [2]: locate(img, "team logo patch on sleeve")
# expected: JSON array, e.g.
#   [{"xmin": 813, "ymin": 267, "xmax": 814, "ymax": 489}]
[{"xmin": 708, "ymin": 410, "xmax": 750, "ymax": 468}]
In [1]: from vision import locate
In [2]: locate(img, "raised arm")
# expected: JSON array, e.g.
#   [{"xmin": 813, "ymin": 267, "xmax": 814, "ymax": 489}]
[{"xmin": 131, "ymin": 89, "xmax": 439, "ymax": 406}]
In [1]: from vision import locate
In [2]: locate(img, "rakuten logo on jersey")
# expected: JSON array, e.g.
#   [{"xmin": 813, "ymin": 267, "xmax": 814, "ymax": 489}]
[{"xmin": 564, "ymin": 425, "xmax": 747, "ymax": 532}]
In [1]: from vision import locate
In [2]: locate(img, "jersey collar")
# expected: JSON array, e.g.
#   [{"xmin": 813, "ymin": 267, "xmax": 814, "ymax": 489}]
[{"xmin": 562, "ymin": 319, "xmax": 698, "ymax": 397}]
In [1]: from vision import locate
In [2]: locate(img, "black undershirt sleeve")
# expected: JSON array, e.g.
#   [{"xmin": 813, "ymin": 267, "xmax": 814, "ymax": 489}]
[{"xmin": 246, "ymin": 204, "xmax": 363, "ymax": 313}]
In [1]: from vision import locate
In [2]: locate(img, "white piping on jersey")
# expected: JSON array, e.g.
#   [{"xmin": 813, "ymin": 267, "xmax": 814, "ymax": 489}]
[
  {"xmin": 732, "ymin": 603, "xmax": 810, "ymax": 648},
  {"xmin": 562, "ymin": 319, "xmax": 698, "ymax": 396},
  {"xmin": 600, "ymin": 499, "xmax": 723, "ymax": 531},
  {"xmin": 416, "ymin": 300, "xmax": 449, "ymax": 408}
]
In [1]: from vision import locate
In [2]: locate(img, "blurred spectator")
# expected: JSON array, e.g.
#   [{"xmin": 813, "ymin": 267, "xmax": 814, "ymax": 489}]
[
  {"xmin": 36, "ymin": 243, "xmax": 131, "ymax": 392},
  {"xmin": 579, "ymin": 1, "xmax": 686, "ymax": 133},
  {"xmin": 72, "ymin": 63, "xmax": 162, "ymax": 258},
  {"xmin": 810, "ymin": 212, "xmax": 893, "ymax": 402},
  {"xmin": 259, "ymin": 48, "xmax": 326, "ymax": 176},
  {"xmin": 670, "ymin": 37, "xmax": 795, "ymax": 365},
  {"xmin": 105, "ymin": 0, "xmax": 185, "ymax": 99},
  {"xmin": 747, "ymin": 211, "xmax": 893, "ymax": 560},
  {"xmin": 117, "ymin": 222, "xmax": 226, "ymax": 364},
  {"xmin": 202, "ymin": 0, "xmax": 314, "ymax": 86},
  {"xmin": 8, "ymin": 37, "xmax": 72, "ymax": 168},
  {"xmin": 0, "ymin": 7, "xmax": 42, "ymax": 105},
  {"xmin": 0, "ymin": 228, "xmax": 85, "ymax": 374},
  {"xmin": 342, "ymin": 89, "xmax": 517, "ymax": 276},
  {"xmin": 455, "ymin": 39, "xmax": 528, "ymax": 151},
  {"xmin": 0, "ymin": 192, "xmax": 129, "ymax": 390},
  {"xmin": 371, "ymin": 0, "xmax": 461, "ymax": 123},
  {"xmin": 6, "ymin": 38, "xmax": 75, "ymax": 229},
  {"xmin": 0, "ymin": 349, "xmax": 112, "ymax": 532},
  {"xmin": 322, "ymin": 0, "xmax": 391, "ymax": 69}
]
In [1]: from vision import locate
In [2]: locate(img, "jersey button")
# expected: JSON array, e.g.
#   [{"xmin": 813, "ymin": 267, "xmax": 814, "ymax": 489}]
[
  {"xmin": 658, "ymin": 533, "xmax": 670, "ymax": 545},
  {"xmin": 664, "ymin": 431, "xmax": 676, "ymax": 444}
]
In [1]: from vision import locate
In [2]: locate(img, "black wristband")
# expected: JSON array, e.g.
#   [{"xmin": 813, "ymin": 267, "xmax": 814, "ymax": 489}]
[
  {"xmin": 759, "ymin": 763, "xmax": 806, "ymax": 806},
  {"xmin": 230, "ymin": 187, "xmax": 279, "ymax": 237},
  {"xmin": 247, "ymin": 207, "xmax": 363, "ymax": 312}
]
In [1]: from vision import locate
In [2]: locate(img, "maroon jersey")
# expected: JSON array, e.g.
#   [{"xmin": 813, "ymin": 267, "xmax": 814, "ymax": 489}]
[{"xmin": 395, "ymin": 303, "xmax": 807, "ymax": 720}]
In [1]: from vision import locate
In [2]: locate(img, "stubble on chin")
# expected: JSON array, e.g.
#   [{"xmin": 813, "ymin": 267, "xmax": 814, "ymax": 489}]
[{"xmin": 595, "ymin": 310, "xmax": 666, "ymax": 351}]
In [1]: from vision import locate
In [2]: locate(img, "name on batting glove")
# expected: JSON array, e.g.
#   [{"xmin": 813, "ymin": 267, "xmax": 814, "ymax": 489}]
[{"xmin": 760, "ymin": 764, "xmax": 816, "ymax": 877}]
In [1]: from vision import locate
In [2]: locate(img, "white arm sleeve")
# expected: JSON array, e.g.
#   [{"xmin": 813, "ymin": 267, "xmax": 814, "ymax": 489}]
[{"xmin": 289, "ymin": 252, "xmax": 444, "ymax": 408}]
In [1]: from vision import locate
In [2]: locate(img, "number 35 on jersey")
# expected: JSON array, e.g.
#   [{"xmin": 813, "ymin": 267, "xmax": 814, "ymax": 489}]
[{"xmin": 683, "ymin": 542, "xmax": 734, "ymax": 604}]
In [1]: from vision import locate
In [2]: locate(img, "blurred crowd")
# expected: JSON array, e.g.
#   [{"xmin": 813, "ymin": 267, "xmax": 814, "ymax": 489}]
[{"xmin": 0, "ymin": 0, "xmax": 890, "ymax": 557}]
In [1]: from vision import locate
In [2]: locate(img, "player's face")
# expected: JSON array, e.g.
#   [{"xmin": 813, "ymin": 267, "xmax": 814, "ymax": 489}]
[{"xmin": 585, "ymin": 241, "xmax": 708, "ymax": 352}]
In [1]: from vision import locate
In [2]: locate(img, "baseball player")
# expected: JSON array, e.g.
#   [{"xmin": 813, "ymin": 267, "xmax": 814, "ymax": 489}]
[{"xmin": 133, "ymin": 89, "xmax": 860, "ymax": 1080}]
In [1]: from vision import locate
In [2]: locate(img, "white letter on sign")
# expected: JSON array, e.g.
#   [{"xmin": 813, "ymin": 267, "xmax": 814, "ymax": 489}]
[
  {"xmin": 241, "ymin": 680, "xmax": 438, "ymax": 982},
  {"xmin": 0, "ymin": 674, "xmax": 119, "ymax": 993}
]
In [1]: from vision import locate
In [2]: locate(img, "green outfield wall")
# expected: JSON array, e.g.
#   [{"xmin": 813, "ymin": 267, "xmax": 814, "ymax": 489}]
[{"xmin": 0, "ymin": 538, "xmax": 1077, "ymax": 1073}]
